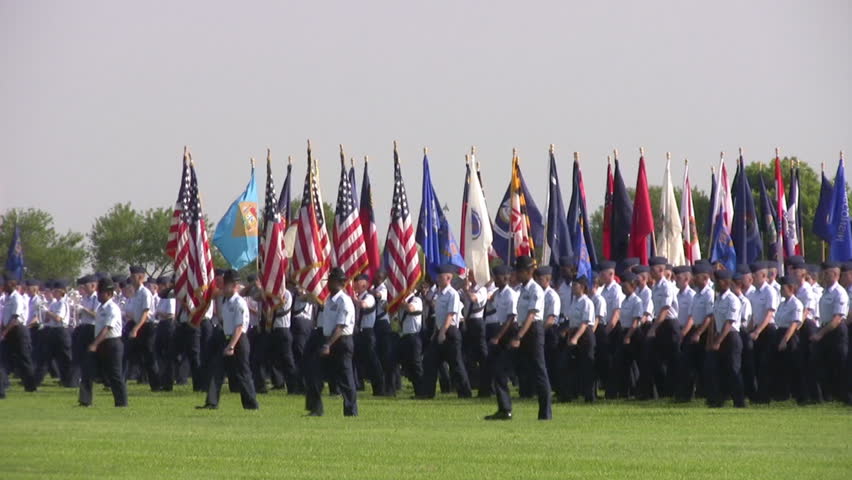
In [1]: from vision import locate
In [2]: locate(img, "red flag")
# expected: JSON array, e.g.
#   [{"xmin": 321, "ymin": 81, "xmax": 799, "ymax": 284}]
[
  {"xmin": 602, "ymin": 157, "xmax": 614, "ymax": 260},
  {"xmin": 509, "ymin": 153, "xmax": 533, "ymax": 258},
  {"xmin": 774, "ymin": 153, "xmax": 787, "ymax": 268},
  {"xmin": 384, "ymin": 144, "xmax": 421, "ymax": 313},
  {"xmin": 628, "ymin": 152, "xmax": 655, "ymax": 264},
  {"xmin": 293, "ymin": 142, "xmax": 331, "ymax": 302}
]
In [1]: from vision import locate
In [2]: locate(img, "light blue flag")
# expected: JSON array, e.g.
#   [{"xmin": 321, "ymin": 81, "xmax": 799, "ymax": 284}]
[{"xmin": 213, "ymin": 166, "xmax": 259, "ymax": 269}]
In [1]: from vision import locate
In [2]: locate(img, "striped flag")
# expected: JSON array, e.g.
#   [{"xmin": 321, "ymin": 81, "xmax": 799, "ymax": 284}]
[
  {"xmin": 293, "ymin": 142, "xmax": 331, "ymax": 302},
  {"xmin": 260, "ymin": 153, "xmax": 288, "ymax": 309},
  {"xmin": 165, "ymin": 148, "xmax": 189, "ymax": 259},
  {"xmin": 174, "ymin": 155, "xmax": 215, "ymax": 326},
  {"xmin": 332, "ymin": 146, "xmax": 369, "ymax": 286},
  {"xmin": 774, "ymin": 153, "xmax": 787, "ymax": 271},
  {"xmin": 277, "ymin": 157, "xmax": 297, "ymax": 263},
  {"xmin": 681, "ymin": 160, "xmax": 701, "ymax": 264},
  {"xmin": 384, "ymin": 143, "xmax": 421, "ymax": 313}
]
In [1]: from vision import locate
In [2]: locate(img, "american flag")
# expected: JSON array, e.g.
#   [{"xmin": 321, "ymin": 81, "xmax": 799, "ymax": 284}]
[
  {"xmin": 293, "ymin": 142, "xmax": 331, "ymax": 302},
  {"xmin": 260, "ymin": 154, "xmax": 288, "ymax": 309},
  {"xmin": 384, "ymin": 145, "xmax": 421, "ymax": 313},
  {"xmin": 173, "ymin": 155, "xmax": 215, "ymax": 325},
  {"xmin": 165, "ymin": 148, "xmax": 189, "ymax": 259},
  {"xmin": 332, "ymin": 147, "xmax": 369, "ymax": 288}
]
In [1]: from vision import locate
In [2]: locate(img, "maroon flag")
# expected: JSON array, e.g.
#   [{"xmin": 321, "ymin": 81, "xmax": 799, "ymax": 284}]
[
  {"xmin": 602, "ymin": 156, "xmax": 614, "ymax": 260},
  {"xmin": 628, "ymin": 150, "xmax": 655, "ymax": 264}
]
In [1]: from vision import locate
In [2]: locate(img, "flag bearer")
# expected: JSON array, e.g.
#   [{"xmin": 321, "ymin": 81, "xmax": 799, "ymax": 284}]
[
  {"xmin": 269, "ymin": 286, "xmax": 298, "ymax": 393},
  {"xmin": 397, "ymin": 289, "xmax": 424, "ymax": 396},
  {"xmin": 419, "ymin": 265, "xmax": 472, "ymax": 399},
  {"xmin": 483, "ymin": 265, "xmax": 517, "ymax": 400},
  {"xmin": 305, "ymin": 268, "xmax": 357, "ymax": 416},
  {"xmin": 462, "ymin": 274, "xmax": 489, "ymax": 397},
  {"xmin": 80, "ymin": 278, "xmax": 127, "ymax": 407},
  {"xmin": 354, "ymin": 273, "xmax": 385, "ymax": 396},
  {"xmin": 197, "ymin": 270, "xmax": 258, "ymax": 410},
  {"xmin": 289, "ymin": 283, "xmax": 313, "ymax": 395}
]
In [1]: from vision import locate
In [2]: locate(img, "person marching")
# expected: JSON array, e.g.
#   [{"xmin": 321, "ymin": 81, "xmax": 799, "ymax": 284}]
[
  {"xmin": 80, "ymin": 278, "xmax": 127, "ymax": 407},
  {"xmin": 353, "ymin": 273, "xmax": 385, "ymax": 396},
  {"xmin": 197, "ymin": 270, "xmax": 258, "ymax": 410},
  {"xmin": 268, "ymin": 285, "xmax": 299, "ymax": 393},
  {"xmin": 127, "ymin": 266, "xmax": 160, "ymax": 391},
  {"xmin": 288, "ymin": 283, "xmax": 313, "ymax": 395},
  {"xmin": 0, "ymin": 275, "xmax": 38, "ymax": 397},
  {"xmin": 154, "ymin": 285, "xmax": 176, "ymax": 391},
  {"xmin": 599, "ymin": 261, "xmax": 624, "ymax": 399},
  {"xmin": 419, "ymin": 265, "xmax": 473, "ymax": 399},
  {"xmin": 558, "ymin": 275, "xmax": 596, "ymax": 403},
  {"xmin": 37, "ymin": 280, "xmax": 74, "ymax": 388},
  {"xmin": 397, "ymin": 288, "xmax": 424, "ymax": 397},
  {"xmin": 705, "ymin": 270, "xmax": 746, "ymax": 408},
  {"xmin": 747, "ymin": 262, "xmax": 779, "ymax": 404},
  {"xmin": 609, "ymin": 272, "xmax": 644, "ymax": 398},
  {"xmin": 304, "ymin": 267, "xmax": 358, "ymax": 416},
  {"xmin": 535, "ymin": 266, "xmax": 561, "ymax": 399},
  {"xmin": 462, "ymin": 273, "xmax": 489, "ymax": 397},
  {"xmin": 74, "ymin": 275, "xmax": 99, "ymax": 404},
  {"xmin": 675, "ymin": 264, "xmax": 714, "ymax": 402},
  {"xmin": 646, "ymin": 256, "xmax": 679, "ymax": 398}
]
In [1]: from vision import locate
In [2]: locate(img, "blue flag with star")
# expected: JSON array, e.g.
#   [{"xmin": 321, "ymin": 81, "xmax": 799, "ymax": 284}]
[{"xmin": 416, "ymin": 153, "xmax": 466, "ymax": 279}]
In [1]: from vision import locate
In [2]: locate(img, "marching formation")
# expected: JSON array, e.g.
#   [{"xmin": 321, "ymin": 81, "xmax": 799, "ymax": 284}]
[{"xmin": 1, "ymin": 141, "xmax": 851, "ymax": 421}]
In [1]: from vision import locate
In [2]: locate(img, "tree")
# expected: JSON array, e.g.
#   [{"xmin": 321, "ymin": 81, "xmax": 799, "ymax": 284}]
[
  {"xmin": 89, "ymin": 203, "xmax": 174, "ymax": 277},
  {"xmin": 0, "ymin": 208, "xmax": 87, "ymax": 280}
]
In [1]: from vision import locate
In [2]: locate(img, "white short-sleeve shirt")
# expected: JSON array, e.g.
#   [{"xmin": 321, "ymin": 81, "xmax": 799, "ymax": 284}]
[
  {"xmin": 713, "ymin": 290, "xmax": 742, "ymax": 333},
  {"xmin": 401, "ymin": 294, "xmax": 423, "ymax": 335},
  {"xmin": 567, "ymin": 295, "xmax": 595, "ymax": 328},
  {"xmin": 95, "ymin": 299, "xmax": 123, "ymax": 339},
  {"xmin": 1, "ymin": 291, "xmax": 25, "ymax": 328},
  {"xmin": 601, "ymin": 281, "xmax": 625, "ymax": 325},
  {"xmin": 652, "ymin": 278, "xmax": 678, "ymax": 320},
  {"xmin": 433, "ymin": 285, "xmax": 463, "ymax": 328},
  {"xmin": 321, "ymin": 290, "xmax": 355, "ymax": 337},
  {"xmin": 516, "ymin": 279, "xmax": 544, "ymax": 323},
  {"xmin": 272, "ymin": 290, "xmax": 293, "ymax": 329},
  {"xmin": 543, "ymin": 287, "xmax": 561, "ymax": 322},
  {"xmin": 775, "ymin": 295, "xmax": 803, "ymax": 329},
  {"xmin": 690, "ymin": 285, "xmax": 715, "ymax": 326},
  {"xmin": 818, "ymin": 283, "xmax": 848, "ymax": 324},
  {"xmin": 619, "ymin": 294, "xmax": 643, "ymax": 328},
  {"xmin": 676, "ymin": 287, "xmax": 695, "ymax": 328},
  {"xmin": 490, "ymin": 285, "xmax": 518, "ymax": 325},
  {"xmin": 748, "ymin": 283, "xmax": 779, "ymax": 327},
  {"xmin": 221, "ymin": 293, "xmax": 249, "ymax": 336},
  {"xmin": 358, "ymin": 291, "xmax": 377, "ymax": 329}
]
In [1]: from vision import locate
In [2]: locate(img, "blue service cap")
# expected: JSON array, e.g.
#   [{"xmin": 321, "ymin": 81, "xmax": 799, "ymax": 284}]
[
  {"xmin": 157, "ymin": 276, "xmax": 170, "ymax": 285},
  {"xmin": 736, "ymin": 264, "xmax": 751, "ymax": 275},
  {"xmin": 806, "ymin": 264, "xmax": 820, "ymax": 275},
  {"xmin": 129, "ymin": 265, "xmax": 146, "ymax": 275},
  {"xmin": 25, "ymin": 279, "xmax": 41, "ymax": 287},
  {"xmin": 822, "ymin": 261, "xmax": 840, "ymax": 270},
  {"xmin": 534, "ymin": 266, "xmax": 553, "ymax": 276},
  {"xmin": 111, "ymin": 274, "xmax": 125, "ymax": 284},
  {"xmin": 842, "ymin": 262, "xmax": 852, "ymax": 273},
  {"xmin": 692, "ymin": 264, "xmax": 713, "ymax": 275},
  {"xmin": 714, "ymin": 270, "xmax": 732, "ymax": 281},
  {"xmin": 785, "ymin": 255, "xmax": 805, "ymax": 268},
  {"xmin": 493, "ymin": 265, "xmax": 512, "ymax": 276},
  {"xmin": 573, "ymin": 276, "xmax": 589, "ymax": 288},
  {"xmin": 328, "ymin": 267, "xmax": 347, "ymax": 281},
  {"xmin": 779, "ymin": 275, "xmax": 798, "ymax": 286},
  {"xmin": 514, "ymin": 255, "xmax": 536, "ymax": 270},
  {"xmin": 53, "ymin": 279, "xmax": 69, "ymax": 289},
  {"xmin": 95, "ymin": 272, "xmax": 109, "ymax": 281},
  {"xmin": 598, "ymin": 260, "xmax": 616, "ymax": 271},
  {"xmin": 672, "ymin": 266, "xmax": 691, "ymax": 275},
  {"xmin": 649, "ymin": 256, "xmax": 668, "ymax": 267},
  {"xmin": 620, "ymin": 271, "xmax": 637, "ymax": 283},
  {"xmin": 694, "ymin": 259, "xmax": 711, "ymax": 266},
  {"xmin": 214, "ymin": 268, "xmax": 227, "ymax": 277},
  {"xmin": 633, "ymin": 265, "xmax": 650, "ymax": 274},
  {"xmin": 354, "ymin": 273, "xmax": 370, "ymax": 282},
  {"xmin": 559, "ymin": 256, "xmax": 575, "ymax": 267},
  {"xmin": 749, "ymin": 262, "xmax": 768, "ymax": 273},
  {"xmin": 223, "ymin": 269, "xmax": 240, "ymax": 283}
]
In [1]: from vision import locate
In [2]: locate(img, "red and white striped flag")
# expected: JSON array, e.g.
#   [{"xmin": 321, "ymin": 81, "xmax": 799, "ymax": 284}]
[
  {"xmin": 165, "ymin": 147, "xmax": 189, "ymax": 259},
  {"xmin": 774, "ymin": 153, "xmax": 788, "ymax": 270},
  {"xmin": 173, "ymin": 154, "xmax": 215, "ymax": 325},
  {"xmin": 332, "ymin": 146, "xmax": 369, "ymax": 287},
  {"xmin": 384, "ymin": 144, "xmax": 421, "ymax": 313},
  {"xmin": 260, "ymin": 152, "xmax": 288, "ymax": 309},
  {"xmin": 681, "ymin": 160, "xmax": 701, "ymax": 264},
  {"xmin": 293, "ymin": 141, "xmax": 331, "ymax": 302}
]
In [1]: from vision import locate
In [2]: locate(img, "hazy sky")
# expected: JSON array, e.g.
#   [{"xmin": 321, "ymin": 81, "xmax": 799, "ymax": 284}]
[{"xmin": 2, "ymin": 0, "xmax": 850, "ymax": 240}]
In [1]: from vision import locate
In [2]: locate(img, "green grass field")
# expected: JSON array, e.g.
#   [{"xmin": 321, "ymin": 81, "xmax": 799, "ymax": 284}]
[{"xmin": 1, "ymin": 380, "xmax": 850, "ymax": 479}]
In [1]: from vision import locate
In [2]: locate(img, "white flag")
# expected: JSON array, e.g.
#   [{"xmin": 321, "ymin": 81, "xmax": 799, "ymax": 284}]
[
  {"xmin": 465, "ymin": 155, "xmax": 494, "ymax": 284},
  {"xmin": 656, "ymin": 156, "xmax": 686, "ymax": 265}
]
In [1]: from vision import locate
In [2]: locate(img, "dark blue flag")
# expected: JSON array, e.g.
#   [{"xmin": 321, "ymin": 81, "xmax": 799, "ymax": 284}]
[
  {"xmin": 5, "ymin": 223, "xmax": 24, "ymax": 281},
  {"xmin": 710, "ymin": 208, "xmax": 737, "ymax": 271},
  {"xmin": 758, "ymin": 172, "xmax": 778, "ymax": 258},
  {"xmin": 574, "ymin": 209, "xmax": 593, "ymax": 280},
  {"xmin": 731, "ymin": 158, "xmax": 762, "ymax": 263},
  {"xmin": 492, "ymin": 159, "xmax": 544, "ymax": 264},
  {"xmin": 544, "ymin": 151, "xmax": 572, "ymax": 267},
  {"xmin": 416, "ymin": 153, "xmax": 466, "ymax": 279},
  {"xmin": 610, "ymin": 159, "xmax": 633, "ymax": 262},
  {"xmin": 348, "ymin": 162, "xmax": 359, "ymax": 208},
  {"xmin": 828, "ymin": 158, "xmax": 852, "ymax": 261},
  {"xmin": 813, "ymin": 169, "xmax": 833, "ymax": 243}
]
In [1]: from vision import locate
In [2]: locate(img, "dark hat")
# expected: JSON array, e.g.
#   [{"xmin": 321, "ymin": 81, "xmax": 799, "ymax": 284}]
[
  {"xmin": 24, "ymin": 279, "xmax": 41, "ymax": 287},
  {"xmin": 822, "ymin": 261, "xmax": 840, "ymax": 270},
  {"xmin": 779, "ymin": 275, "xmax": 798, "ymax": 286},
  {"xmin": 437, "ymin": 264, "xmax": 458, "ymax": 275},
  {"xmin": 559, "ymin": 256, "xmax": 575, "ymax": 267},
  {"xmin": 157, "ymin": 276, "xmax": 170, "ymax": 285},
  {"xmin": 493, "ymin": 265, "xmax": 512, "ymax": 276},
  {"xmin": 714, "ymin": 270, "xmax": 732, "ymax": 281},
  {"xmin": 53, "ymin": 279, "xmax": 69, "ymax": 289},
  {"xmin": 694, "ymin": 259, "xmax": 711, "ymax": 266},
  {"xmin": 598, "ymin": 260, "xmax": 616, "ymax": 271},
  {"xmin": 749, "ymin": 262, "xmax": 768, "ymax": 273},
  {"xmin": 534, "ymin": 266, "xmax": 553, "ymax": 276},
  {"xmin": 246, "ymin": 274, "xmax": 258, "ymax": 283},
  {"xmin": 806, "ymin": 264, "xmax": 820, "ymax": 275},
  {"xmin": 619, "ymin": 257, "xmax": 640, "ymax": 269},
  {"xmin": 514, "ymin": 255, "xmax": 536, "ymax": 270},
  {"xmin": 145, "ymin": 276, "xmax": 157, "ymax": 285},
  {"xmin": 692, "ymin": 264, "xmax": 712, "ymax": 275},
  {"xmin": 223, "ymin": 269, "xmax": 240, "ymax": 284},
  {"xmin": 129, "ymin": 265, "xmax": 146, "ymax": 275},
  {"xmin": 733, "ymin": 272, "xmax": 744, "ymax": 282},
  {"xmin": 328, "ymin": 267, "xmax": 347, "ymax": 282},
  {"xmin": 111, "ymin": 274, "xmax": 125, "ymax": 284},
  {"xmin": 736, "ymin": 264, "xmax": 751, "ymax": 275},
  {"xmin": 620, "ymin": 271, "xmax": 637, "ymax": 283},
  {"xmin": 665, "ymin": 264, "xmax": 674, "ymax": 271},
  {"xmin": 785, "ymin": 255, "xmax": 805, "ymax": 268},
  {"xmin": 354, "ymin": 273, "xmax": 370, "ymax": 282},
  {"xmin": 842, "ymin": 262, "xmax": 852, "ymax": 273},
  {"xmin": 214, "ymin": 268, "xmax": 226, "ymax": 277},
  {"xmin": 672, "ymin": 266, "xmax": 691, "ymax": 275},
  {"xmin": 95, "ymin": 272, "xmax": 109, "ymax": 281},
  {"xmin": 632, "ymin": 265, "xmax": 650, "ymax": 274},
  {"xmin": 76, "ymin": 276, "xmax": 87, "ymax": 286},
  {"xmin": 649, "ymin": 256, "xmax": 668, "ymax": 267},
  {"xmin": 97, "ymin": 278, "xmax": 115, "ymax": 293}
]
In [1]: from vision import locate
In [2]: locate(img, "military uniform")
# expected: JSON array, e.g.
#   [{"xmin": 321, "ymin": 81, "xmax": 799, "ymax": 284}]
[
  {"xmin": 420, "ymin": 279, "xmax": 472, "ymax": 398},
  {"xmin": 80, "ymin": 290, "xmax": 127, "ymax": 407},
  {"xmin": 705, "ymin": 280, "xmax": 745, "ymax": 408}
]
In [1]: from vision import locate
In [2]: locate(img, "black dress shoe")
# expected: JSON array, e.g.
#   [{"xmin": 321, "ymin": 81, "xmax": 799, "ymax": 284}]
[
  {"xmin": 195, "ymin": 404, "xmax": 218, "ymax": 410},
  {"xmin": 484, "ymin": 411, "xmax": 512, "ymax": 421},
  {"xmin": 306, "ymin": 411, "xmax": 323, "ymax": 417},
  {"xmin": 77, "ymin": 402, "xmax": 91, "ymax": 407}
]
